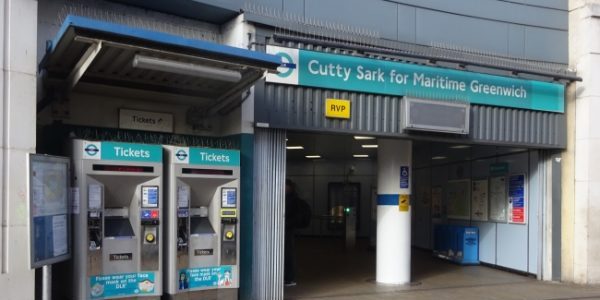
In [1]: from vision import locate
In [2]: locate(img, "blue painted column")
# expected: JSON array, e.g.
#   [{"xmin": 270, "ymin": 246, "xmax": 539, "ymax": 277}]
[{"xmin": 376, "ymin": 139, "xmax": 412, "ymax": 284}]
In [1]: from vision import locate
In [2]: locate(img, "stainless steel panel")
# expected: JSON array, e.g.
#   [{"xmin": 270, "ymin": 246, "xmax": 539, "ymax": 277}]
[
  {"xmin": 141, "ymin": 226, "xmax": 159, "ymax": 271},
  {"xmin": 189, "ymin": 232, "xmax": 218, "ymax": 267},
  {"xmin": 103, "ymin": 238, "xmax": 138, "ymax": 274},
  {"xmin": 252, "ymin": 129, "xmax": 286, "ymax": 300}
]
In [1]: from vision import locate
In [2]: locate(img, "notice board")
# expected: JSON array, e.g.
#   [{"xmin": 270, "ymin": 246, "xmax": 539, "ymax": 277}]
[
  {"xmin": 471, "ymin": 179, "xmax": 489, "ymax": 221},
  {"xmin": 29, "ymin": 154, "xmax": 71, "ymax": 268},
  {"xmin": 489, "ymin": 176, "xmax": 507, "ymax": 222},
  {"xmin": 446, "ymin": 180, "xmax": 470, "ymax": 220}
]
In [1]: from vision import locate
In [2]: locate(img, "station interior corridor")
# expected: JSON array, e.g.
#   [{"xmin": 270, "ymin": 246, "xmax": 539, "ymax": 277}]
[{"xmin": 284, "ymin": 237, "xmax": 600, "ymax": 300}]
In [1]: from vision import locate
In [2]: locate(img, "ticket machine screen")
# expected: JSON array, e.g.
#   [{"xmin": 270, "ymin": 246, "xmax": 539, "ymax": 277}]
[
  {"xmin": 142, "ymin": 186, "xmax": 159, "ymax": 208},
  {"xmin": 221, "ymin": 188, "xmax": 237, "ymax": 208}
]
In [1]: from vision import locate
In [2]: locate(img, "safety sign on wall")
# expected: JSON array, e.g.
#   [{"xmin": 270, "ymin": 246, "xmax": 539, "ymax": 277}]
[
  {"xmin": 508, "ymin": 174, "xmax": 527, "ymax": 224},
  {"xmin": 399, "ymin": 194, "xmax": 410, "ymax": 212}
]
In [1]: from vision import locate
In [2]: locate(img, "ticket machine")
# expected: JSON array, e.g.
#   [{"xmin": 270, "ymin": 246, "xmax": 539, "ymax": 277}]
[
  {"xmin": 71, "ymin": 139, "xmax": 163, "ymax": 299},
  {"xmin": 163, "ymin": 146, "xmax": 240, "ymax": 299}
]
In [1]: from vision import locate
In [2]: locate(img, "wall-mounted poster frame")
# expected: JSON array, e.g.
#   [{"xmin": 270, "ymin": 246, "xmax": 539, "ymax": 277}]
[
  {"xmin": 431, "ymin": 186, "xmax": 443, "ymax": 219},
  {"xmin": 446, "ymin": 179, "xmax": 471, "ymax": 220},
  {"xmin": 29, "ymin": 154, "xmax": 71, "ymax": 268},
  {"xmin": 508, "ymin": 173, "xmax": 527, "ymax": 224},
  {"xmin": 471, "ymin": 179, "xmax": 489, "ymax": 221},
  {"xmin": 489, "ymin": 176, "xmax": 507, "ymax": 222}
]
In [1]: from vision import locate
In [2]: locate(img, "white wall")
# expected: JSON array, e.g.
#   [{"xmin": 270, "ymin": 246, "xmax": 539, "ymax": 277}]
[
  {"xmin": 412, "ymin": 151, "xmax": 541, "ymax": 274},
  {"xmin": 287, "ymin": 159, "xmax": 377, "ymax": 238},
  {"xmin": 566, "ymin": 0, "xmax": 600, "ymax": 285},
  {"xmin": 0, "ymin": 0, "xmax": 38, "ymax": 299}
]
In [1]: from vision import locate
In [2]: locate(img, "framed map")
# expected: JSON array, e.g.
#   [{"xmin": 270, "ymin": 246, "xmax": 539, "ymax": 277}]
[{"xmin": 446, "ymin": 180, "xmax": 470, "ymax": 220}]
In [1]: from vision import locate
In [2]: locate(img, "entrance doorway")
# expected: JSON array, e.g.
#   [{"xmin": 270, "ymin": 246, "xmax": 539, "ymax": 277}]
[{"xmin": 283, "ymin": 131, "xmax": 544, "ymax": 299}]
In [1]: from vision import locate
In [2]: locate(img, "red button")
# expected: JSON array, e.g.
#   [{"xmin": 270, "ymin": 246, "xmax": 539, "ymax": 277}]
[{"xmin": 151, "ymin": 210, "xmax": 159, "ymax": 219}]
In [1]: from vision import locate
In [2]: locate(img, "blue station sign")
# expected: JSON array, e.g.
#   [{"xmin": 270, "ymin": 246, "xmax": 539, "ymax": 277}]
[{"xmin": 266, "ymin": 45, "xmax": 565, "ymax": 113}]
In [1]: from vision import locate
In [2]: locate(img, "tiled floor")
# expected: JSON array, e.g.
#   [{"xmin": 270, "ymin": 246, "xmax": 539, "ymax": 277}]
[{"xmin": 285, "ymin": 237, "xmax": 600, "ymax": 300}]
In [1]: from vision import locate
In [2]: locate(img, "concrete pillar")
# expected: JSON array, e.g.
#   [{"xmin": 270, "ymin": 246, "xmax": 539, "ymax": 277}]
[
  {"xmin": 0, "ymin": 0, "xmax": 38, "ymax": 299},
  {"xmin": 376, "ymin": 139, "xmax": 411, "ymax": 284},
  {"xmin": 567, "ymin": 0, "xmax": 600, "ymax": 284}
]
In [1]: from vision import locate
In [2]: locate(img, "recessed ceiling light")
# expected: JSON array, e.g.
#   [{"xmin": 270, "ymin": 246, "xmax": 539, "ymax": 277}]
[
  {"xmin": 361, "ymin": 144, "xmax": 378, "ymax": 148},
  {"xmin": 286, "ymin": 146, "xmax": 304, "ymax": 150},
  {"xmin": 450, "ymin": 145, "xmax": 470, "ymax": 149},
  {"xmin": 305, "ymin": 155, "xmax": 321, "ymax": 159},
  {"xmin": 354, "ymin": 136, "xmax": 376, "ymax": 140},
  {"xmin": 432, "ymin": 156, "xmax": 447, "ymax": 160},
  {"xmin": 353, "ymin": 154, "xmax": 369, "ymax": 158}
]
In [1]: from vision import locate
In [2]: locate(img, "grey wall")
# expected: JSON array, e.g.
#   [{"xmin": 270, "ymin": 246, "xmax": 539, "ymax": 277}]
[
  {"xmin": 287, "ymin": 159, "xmax": 377, "ymax": 238},
  {"xmin": 413, "ymin": 150, "xmax": 541, "ymax": 274},
  {"xmin": 165, "ymin": 0, "xmax": 568, "ymax": 63}
]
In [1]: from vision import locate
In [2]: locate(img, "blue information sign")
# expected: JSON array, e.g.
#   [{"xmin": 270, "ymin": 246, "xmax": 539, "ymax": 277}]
[
  {"xmin": 400, "ymin": 166, "xmax": 410, "ymax": 189},
  {"xmin": 90, "ymin": 272, "xmax": 156, "ymax": 298},
  {"xmin": 267, "ymin": 46, "xmax": 565, "ymax": 113},
  {"xmin": 508, "ymin": 174, "xmax": 526, "ymax": 224}
]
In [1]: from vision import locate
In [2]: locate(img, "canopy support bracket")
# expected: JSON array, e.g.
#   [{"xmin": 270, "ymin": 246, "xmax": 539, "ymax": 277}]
[{"xmin": 66, "ymin": 40, "xmax": 103, "ymax": 93}]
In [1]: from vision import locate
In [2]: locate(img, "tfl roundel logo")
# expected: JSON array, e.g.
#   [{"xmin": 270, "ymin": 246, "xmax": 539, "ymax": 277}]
[
  {"xmin": 276, "ymin": 51, "xmax": 296, "ymax": 78},
  {"xmin": 175, "ymin": 149, "xmax": 188, "ymax": 161},
  {"xmin": 84, "ymin": 144, "xmax": 99, "ymax": 156}
]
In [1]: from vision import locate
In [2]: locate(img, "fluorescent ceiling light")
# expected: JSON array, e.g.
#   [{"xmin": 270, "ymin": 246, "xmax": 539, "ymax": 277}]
[
  {"xmin": 432, "ymin": 156, "xmax": 447, "ymax": 160},
  {"xmin": 353, "ymin": 154, "xmax": 369, "ymax": 158},
  {"xmin": 286, "ymin": 146, "xmax": 304, "ymax": 150},
  {"xmin": 361, "ymin": 144, "xmax": 378, "ymax": 148},
  {"xmin": 354, "ymin": 136, "xmax": 375, "ymax": 140},
  {"xmin": 305, "ymin": 155, "xmax": 321, "ymax": 159},
  {"xmin": 450, "ymin": 145, "xmax": 470, "ymax": 149},
  {"xmin": 132, "ymin": 54, "xmax": 242, "ymax": 82}
]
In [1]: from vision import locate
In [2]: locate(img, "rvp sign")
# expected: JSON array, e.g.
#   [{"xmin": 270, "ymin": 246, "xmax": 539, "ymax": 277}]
[{"xmin": 325, "ymin": 98, "xmax": 351, "ymax": 119}]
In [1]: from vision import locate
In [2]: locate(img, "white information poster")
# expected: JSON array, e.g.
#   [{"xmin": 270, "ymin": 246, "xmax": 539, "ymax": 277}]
[
  {"xmin": 177, "ymin": 185, "xmax": 190, "ymax": 209},
  {"xmin": 471, "ymin": 179, "xmax": 489, "ymax": 221},
  {"xmin": 88, "ymin": 184, "xmax": 103, "ymax": 210},
  {"xmin": 489, "ymin": 176, "xmax": 507, "ymax": 222},
  {"xmin": 52, "ymin": 214, "xmax": 68, "ymax": 256},
  {"xmin": 446, "ymin": 180, "xmax": 470, "ymax": 220},
  {"xmin": 71, "ymin": 187, "xmax": 80, "ymax": 214}
]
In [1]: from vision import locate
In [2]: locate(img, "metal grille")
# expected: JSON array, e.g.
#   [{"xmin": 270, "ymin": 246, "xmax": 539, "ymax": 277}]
[
  {"xmin": 245, "ymin": 5, "xmax": 574, "ymax": 79},
  {"xmin": 55, "ymin": 0, "xmax": 220, "ymax": 42},
  {"xmin": 252, "ymin": 129, "xmax": 286, "ymax": 300}
]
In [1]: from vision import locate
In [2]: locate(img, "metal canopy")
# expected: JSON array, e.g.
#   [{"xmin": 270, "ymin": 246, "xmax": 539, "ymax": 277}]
[{"xmin": 40, "ymin": 15, "xmax": 281, "ymax": 115}]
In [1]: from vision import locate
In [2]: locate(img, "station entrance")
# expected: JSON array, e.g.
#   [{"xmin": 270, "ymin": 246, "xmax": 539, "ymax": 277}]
[{"xmin": 282, "ymin": 131, "xmax": 554, "ymax": 299}]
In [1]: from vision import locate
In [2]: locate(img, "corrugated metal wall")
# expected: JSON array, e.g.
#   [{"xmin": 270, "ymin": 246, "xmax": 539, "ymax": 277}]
[
  {"xmin": 470, "ymin": 106, "xmax": 564, "ymax": 148},
  {"xmin": 256, "ymin": 82, "xmax": 566, "ymax": 149},
  {"xmin": 252, "ymin": 128, "xmax": 286, "ymax": 300},
  {"xmin": 254, "ymin": 40, "xmax": 566, "ymax": 149}
]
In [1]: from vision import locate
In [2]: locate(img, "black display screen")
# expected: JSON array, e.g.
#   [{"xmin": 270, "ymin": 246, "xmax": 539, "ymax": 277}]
[
  {"xmin": 92, "ymin": 164, "xmax": 154, "ymax": 173},
  {"xmin": 182, "ymin": 168, "xmax": 232, "ymax": 175}
]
